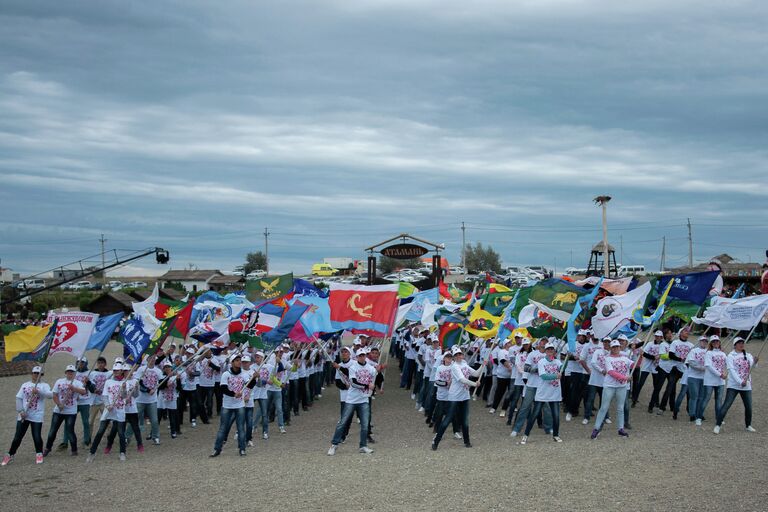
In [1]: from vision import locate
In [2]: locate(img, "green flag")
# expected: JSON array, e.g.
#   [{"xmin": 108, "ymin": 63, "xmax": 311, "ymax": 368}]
[
  {"xmin": 142, "ymin": 316, "xmax": 175, "ymax": 358},
  {"xmin": 231, "ymin": 331, "xmax": 263, "ymax": 348},
  {"xmin": 245, "ymin": 273, "xmax": 294, "ymax": 302},
  {"xmin": 528, "ymin": 279, "xmax": 588, "ymax": 322},
  {"xmin": 479, "ymin": 291, "xmax": 517, "ymax": 316}
]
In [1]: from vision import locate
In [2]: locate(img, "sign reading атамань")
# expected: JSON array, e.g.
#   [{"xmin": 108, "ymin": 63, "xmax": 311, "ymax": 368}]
[{"xmin": 380, "ymin": 243, "xmax": 429, "ymax": 260}]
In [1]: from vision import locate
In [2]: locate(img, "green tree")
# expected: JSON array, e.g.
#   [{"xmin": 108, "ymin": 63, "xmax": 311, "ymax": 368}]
[
  {"xmin": 244, "ymin": 251, "xmax": 267, "ymax": 275},
  {"xmin": 378, "ymin": 256, "xmax": 422, "ymax": 274},
  {"xmin": 464, "ymin": 242, "xmax": 502, "ymax": 273}
]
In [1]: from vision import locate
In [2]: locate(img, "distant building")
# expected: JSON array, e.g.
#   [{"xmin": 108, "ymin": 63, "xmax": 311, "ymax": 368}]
[
  {"xmin": 666, "ymin": 253, "xmax": 763, "ymax": 293},
  {"xmin": 85, "ymin": 292, "xmax": 134, "ymax": 316},
  {"xmin": 207, "ymin": 274, "xmax": 245, "ymax": 293},
  {"xmin": 158, "ymin": 270, "xmax": 224, "ymax": 293},
  {"xmin": 0, "ymin": 267, "xmax": 12, "ymax": 283}
]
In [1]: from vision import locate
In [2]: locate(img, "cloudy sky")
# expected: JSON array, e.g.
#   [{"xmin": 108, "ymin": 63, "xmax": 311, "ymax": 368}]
[{"xmin": 1, "ymin": 0, "xmax": 766, "ymax": 278}]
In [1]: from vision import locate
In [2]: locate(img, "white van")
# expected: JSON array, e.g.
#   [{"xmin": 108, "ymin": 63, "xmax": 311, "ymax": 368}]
[
  {"xmin": 17, "ymin": 278, "xmax": 46, "ymax": 289},
  {"xmin": 618, "ymin": 265, "xmax": 646, "ymax": 277}
]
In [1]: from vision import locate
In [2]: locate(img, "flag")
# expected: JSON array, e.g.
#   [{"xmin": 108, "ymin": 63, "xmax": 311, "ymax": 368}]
[
  {"xmin": 496, "ymin": 290, "xmax": 520, "ymax": 342},
  {"xmin": 633, "ymin": 279, "xmax": 673, "ymax": 327},
  {"xmin": 518, "ymin": 304, "xmax": 538, "ymax": 328},
  {"xmin": 250, "ymin": 303, "xmax": 285, "ymax": 333},
  {"xmin": 405, "ymin": 288, "xmax": 439, "ymax": 322},
  {"xmin": 439, "ymin": 322, "xmax": 463, "ymax": 349},
  {"xmin": 230, "ymin": 331, "xmax": 264, "ymax": 348},
  {"xmin": 692, "ymin": 294, "xmax": 768, "ymax": 331},
  {"xmin": 657, "ymin": 271, "xmax": 720, "ymax": 305},
  {"xmin": 142, "ymin": 315, "xmax": 176, "ymax": 357},
  {"xmin": 133, "ymin": 283, "xmax": 160, "ymax": 331},
  {"xmin": 566, "ymin": 300, "xmax": 582, "ymax": 352},
  {"xmin": 398, "ymin": 282, "xmax": 418, "ymax": 298},
  {"xmin": 4, "ymin": 320, "xmax": 58, "ymax": 362},
  {"xmin": 591, "ymin": 282, "xmax": 652, "ymax": 340},
  {"xmin": 395, "ymin": 302, "xmax": 414, "ymax": 328},
  {"xmin": 120, "ymin": 316, "xmax": 155, "ymax": 362},
  {"xmin": 262, "ymin": 302, "xmax": 310, "ymax": 348},
  {"xmin": 292, "ymin": 278, "xmax": 327, "ymax": 298},
  {"xmin": 479, "ymin": 291, "xmax": 517, "ymax": 317},
  {"xmin": 155, "ymin": 298, "xmax": 186, "ymax": 320},
  {"xmin": 289, "ymin": 296, "xmax": 332, "ymax": 335},
  {"xmin": 528, "ymin": 279, "xmax": 589, "ymax": 322},
  {"xmin": 1, "ymin": 324, "xmax": 23, "ymax": 336},
  {"xmin": 465, "ymin": 305, "xmax": 501, "ymax": 339},
  {"xmin": 188, "ymin": 318, "xmax": 231, "ymax": 345},
  {"xmin": 420, "ymin": 301, "xmax": 443, "ymax": 328},
  {"xmin": 245, "ymin": 273, "xmax": 294, "ymax": 302},
  {"xmin": 48, "ymin": 312, "xmax": 99, "ymax": 360},
  {"xmin": 575, "ymin": 276, "xmax": 634, "ymax": 295},
  {"xmin": 731, "ymin": 283, "xmax": 746, "ymax": 300},
  {"xmin": 328, "ymin": 283, "xmax": 400, "ymax": 337},
  {"xmin": 170, "ymin": 299, "xmax": 195, "ymax": 338},
  {"xmin": 434, "ymin": 306, "xmax": 469, "ymax": 326},
  {"xmin": 85, "ymin": 312, "xmax": 123, "ymax": 352}
]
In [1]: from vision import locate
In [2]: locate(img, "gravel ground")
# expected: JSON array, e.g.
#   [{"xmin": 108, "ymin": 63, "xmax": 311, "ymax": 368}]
[{"xmin": 1, "ymin": 342, "xmax": 767, "ymax": 512}]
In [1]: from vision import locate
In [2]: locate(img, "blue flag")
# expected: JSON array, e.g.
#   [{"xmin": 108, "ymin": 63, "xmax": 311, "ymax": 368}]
[
  {"xmin": 290, "ymin": 296, "xmax": 332, "ymax": 334},
  {"xmin": 120, "ymin": 316, "xmax": 153, "ymax": 362},
  {"xmin": 262, "ymin": 302, "xmax": 310, "ymax": 348},
  {"xmin": 565, "ymin": 299, "xmax": 583, "ymax": 352},
  {"xmin": 656, "ymin": 271, "xmax": 720, "ymax": 305},
  {"xmin": 496, "ymin": 290, "xmax": 520, "ymax": 341},
  {"xmin": 86, "ymin": 312, "xmax": 123, "ymax": 352},
  {"xmin": 292, "ymin": 278, "xmax": 328, "ymax": 298},
  {"xmin": 405, "ymin": 288, "xmax": 439, "ymax": 322}
]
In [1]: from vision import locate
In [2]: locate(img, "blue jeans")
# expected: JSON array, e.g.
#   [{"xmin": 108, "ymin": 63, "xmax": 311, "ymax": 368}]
[
  {"xmin": 267, "ymin": 390, "xmax": 284, "ymax": 428},
  {"xmin": 45, "ymin": 412, "xmax": 77, "ymax": 453},
  {"xmin": 434, "ymin": 399, "xmax": 470, "ymax": 445},
  {"xmin": 419, "ymin": 377, "xmax": 432, "ymax": 407},
  {"xmin": 331, "ymin": 401, "xmax": 370, "ymax": 448},
  {"xmin": 244, "ymin": 406, "xmax": 254, "ymax": 442},
  {"xmin": 214, "ymin": 407, "xmax": 246, "ymax": 452},
  {"xmin": 423, "ymin": 381, "xmax": 437, "ymax": 419},
  {"xmin": 675, "ymin": 377, "xmax": 702, "ymax": 420},
  {"xmin": 253, "ymin": 398, "xmax": 269, "ymax": 433},
  {"xmin": 513, "ymin": 386, "xmax": 552, "ymax": 433},
  {"xmin": 62, "ymin": 404, "xmax": 91, "ymax": 445},
  {"xmin": 594, "ymin": 386, "xmax": 626, "ymax": 431},
  {"xmin": 400, "ymin": 358, "xmax": 415, "ymax": 389},
  {"xmin": 716, "ymin": 388, "xmax": 752, "ymax": 427},
  {"xmin": 584, "ymin": 385, "xmax": 605, "ymax": 421},
  {"xmin": 135, "ymin": 402, "xmax": 159, "ymax": 440},
  {"xmin": 506, "ymin": 384, "xmax": 525, "ymax": 423},
  {"xmin": 525, "ymin": 401, "xmax": 560, "ymax": 437},
  {"xmin": 699, "ymin": 385, "xmax": 723, "ymax": 420}
]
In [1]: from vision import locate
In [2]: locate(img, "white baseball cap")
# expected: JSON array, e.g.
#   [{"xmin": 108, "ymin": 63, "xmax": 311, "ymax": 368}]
[
  {"xmin": 186, "ymin": 347, "xmax": 195, "ymax": 354},
  {"xmin": 121, "ymin": 363, "xmax": 132, "ymax": 371},
  {"xmin": 112, "ymin": 363, "xmax": 123, "ymax": 371},
  {"xmin": 522, "ymin": 337, "xmax": 532, "ymax": 345},
  {"xmin": 254, "ymin": 350, "xmax": 265, "ymax": 358},
  {"xmin": 733, "ymin": 336, "xmax": 746, "ymax": 344},
  {"xmin": 654, "ymin": 330, "xmax": 664, "ymax": 337},
  {"xmin": 544, "ymin": 342, "xmax": 556, "ymax": 350},
  {"xmin": 162, "ymin": 361, "xmax": 173, "ymax": 368},
  {"xmin": 617, "ymin": 334, "xmax": 629, "ymax": 342},
  {"xmin": 32, "ymin": 366, "xmax": 42, "ymax": 373},
  {"xmin": 602, "ymin": 336, "xmax": 612, "ymax": 342},
  {"xmin": 610, "ymin": 340, "xmax": 621, "ymax": 348},
  {"xmin": 65, "ymin": 364, "xmax": 76, "ymax": 372},
  {"xmin": 241, "ymin": 355, "xmax": 252, "ymax": 362},
  {"xmin": 709, "ymin": 335, "xmax": 720, "ymax": 341}
]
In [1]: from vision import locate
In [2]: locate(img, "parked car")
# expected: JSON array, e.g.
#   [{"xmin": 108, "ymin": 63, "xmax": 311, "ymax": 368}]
[
  {"xmin": 525, "ymin": 266, "xmax": 552, "ymax": 278},
  {"xmin": 449, "ymin": 266, "xmax": 465, "ymax": 274},
  {"xmin": 246, "ymin": 270, "xmax": 267, "ymax": 279},
  {"xmin": 70, "ymin": 281, "xmax": 93, "ymax": 290},
  {"xmin": 618, "ymin": 265, "xmax": 647, "ymax": 277},
  {"xmin": 311, "ymin": 263, "xmax": 339, "ymax": 277},
  {"xmin": 16, "ymin": 278, "xmax": 46, "ymax": 290}
]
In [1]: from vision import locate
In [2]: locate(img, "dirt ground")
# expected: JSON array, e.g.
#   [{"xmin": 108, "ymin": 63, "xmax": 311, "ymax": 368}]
[{"xmin": 1, "ymin": 342, "xmax": 766, "ymax": 512}]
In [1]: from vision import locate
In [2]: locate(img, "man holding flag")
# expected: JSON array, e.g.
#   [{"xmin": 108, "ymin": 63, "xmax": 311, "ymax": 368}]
[{"xmin": 2, "ymin": 366, "xmax": 53, "ymax": 466}]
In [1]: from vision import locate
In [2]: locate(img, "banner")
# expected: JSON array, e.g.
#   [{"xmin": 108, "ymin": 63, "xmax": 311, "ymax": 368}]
[
  {"xmin": 328, "ymin": 283, "xmax": 399, "ymax": 337},
  {"xmin": 591, "ymin": 282, "xmax": 652, "ymax": 339},
  {"xmin": 48, "ymin": 312, "xmax": 99, "ymax": 359},
  {"xmin": 692, "ymin": 294, "xmax": 768, "ymax": 331}
]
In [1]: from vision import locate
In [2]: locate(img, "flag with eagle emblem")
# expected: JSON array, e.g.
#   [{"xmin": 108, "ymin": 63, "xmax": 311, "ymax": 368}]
[
  {"xmin": 245, "ymin": 273, "xmax": 294, "ymax": 302},
  {"xmin": 328, "ymin": 283, "xmax": 399, "ymax": 337}
]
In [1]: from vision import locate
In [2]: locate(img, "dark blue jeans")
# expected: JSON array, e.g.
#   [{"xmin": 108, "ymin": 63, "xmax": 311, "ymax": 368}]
[
  {"xmin": 400, "ymin": 358, "xmax": 415, "ymax": 389},
  {"xmin": 513, "ymin": 386, "xmax": 553, "ymax": 432},
  {"xmin": 45, "ymin": 412, "xmax": 77, "ymax": 453},
  {"xmin": 253, "ymin": 398, "xmax": 269, "ymax": 433},
  {"xmin": 9, "ymin": 420, "xmax": 43, "ymax": 455},
  {"xmin": 214, "ymin": 407, "xmax": 246, "ymax": 452},
  {"xmin": 699, "ymin": 385, "xmax": 723, "ymax": 420},
  {"xmin": 525, "ymin": 401, "xmax": 560, "ymax": 437},
  {"xmin": 434, "ymin": 399, "xmax": 470, "ymax": 446},
  {"xmin": 675, "ymin": 377, "xmax": 703, "ymax": 419},
  {"xmin": 244, "ymin": 406, "xmax": 254, "ymax": 442},
  {"xmin": 716, "ymin": 388, "xmax": 752, "ymax": 427},
  {"xmin": 332, "ymin": 401, "xmax": 370, "ymax": 448}
]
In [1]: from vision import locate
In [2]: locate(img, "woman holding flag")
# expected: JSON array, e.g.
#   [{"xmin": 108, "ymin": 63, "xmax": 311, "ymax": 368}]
[
  {"xmin": 714, "ymin": 337, "xmax": 759, "ymax": 434},
  {"xmin": 519, "ymin": 341, "xmax": 563, "ymax": 445},
  {"xmin": 2, "ymin": 366, "xmax": 53, "ymax": 466},
  {"xmin": 590, "ymin": 340, "xmax": 632, "ymax": 439}
]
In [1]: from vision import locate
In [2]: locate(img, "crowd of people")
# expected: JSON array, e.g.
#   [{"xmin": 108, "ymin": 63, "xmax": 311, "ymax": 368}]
[
  {"xmin": 0, "ymin": 319, "xmax": 761, "ymax": 465},
  {"xmin": 393, "ymin": 322, "xmax": 759, "ymax": 448}
]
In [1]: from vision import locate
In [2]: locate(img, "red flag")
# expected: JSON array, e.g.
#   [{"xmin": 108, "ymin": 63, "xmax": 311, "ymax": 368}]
[
  {"xmin": 171, "ymin": 299, "xmax": 195, "ymax": 338},
  {"xmin": 328, "ymin": 284, "xmax": 399, "ymax": 337}
]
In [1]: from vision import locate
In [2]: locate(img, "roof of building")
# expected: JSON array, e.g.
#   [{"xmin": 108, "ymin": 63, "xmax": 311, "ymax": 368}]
[
  {"xmin": 159, "ymin": 270, "xmax": 223, "ymax": 281},
  {"xmin": 87, "ymin": 291, "xmax": 135, "ymax": 309},
  {"xmin": 207, "ymin": 274, "xmax": 245, "ymax": 285}
]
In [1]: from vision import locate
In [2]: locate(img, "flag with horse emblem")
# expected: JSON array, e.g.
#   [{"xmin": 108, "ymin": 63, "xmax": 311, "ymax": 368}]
[
  {"xmin": 528, "ymin": 279, "xmax": 589, "ymax": 322},
  {"xmin": 245, "ymin": 273, "xmax": 294, "ymax": 302},
  {"xmin": 328, "ymin": 283, "xmax": 399, "ymax": 337}
]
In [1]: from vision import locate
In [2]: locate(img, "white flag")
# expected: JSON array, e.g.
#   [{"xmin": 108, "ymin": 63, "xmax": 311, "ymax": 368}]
[
  {"xmin": 692, "ymin": 294, "xmax": 768, "ymax": 331},
  {"xmin": 591, "ymin": 282, "xmax": 652, "ymax": 339},
  {"xmin": 48, "ymin": 311, "xmax": 100, "ymax": 359},
  {"xmin": 132, "ymin": 283, "xmax": 160, "ymax": 332}
]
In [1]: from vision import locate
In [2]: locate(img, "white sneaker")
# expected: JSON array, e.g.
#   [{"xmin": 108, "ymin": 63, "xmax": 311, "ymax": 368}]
[
  {"xmin": 119, "ymin": 453, "xmax": 126, "ymax": 461},
  {"xmin": 553, "ymin": 436, "xmax": 563, "ymax": 443},
  {"xmin": 746, "ymin": 426, "xmax": 757, "ymax": 432},
  {"xmin": 317, "ymin": 394, "xmax": 322, "ymax": 398},
  {"xmin": 519, "ymin": 436, "xmax": 528, "ymax": 445},
  {"xmin": 327, "ymin": 445, "xmax": 337, "ymax": 456},
  {"xmin": 695, "ymin": 419, "xmax": 702, "ymax": 426},
  {"xmin": 263, "ymin": 433, "xmax": 269, "ymax": 440},
  {"xmin": 454, "ymin": 432, "xmax": 462, "ymax": 439},
  {"xmin": 86, "ymin": 454, "xmax": 95, "ymax": 464},
  {"xmin": 499, "ymin": 411, "xmax": 506, "ymax": 418},
  {"xmin": 565, "ymin": 413, "xmax": 572, "ymax": 422},
  {"xmin": 153, "ymin": 438, "xmax": 160, "ymax": 445},
  {"xmin": 582, "ymin": 418, "xmax": 589, "ymax": 425},
  {"xmin": 472, "ymin": 396, "xmax": 477, "ymax": 401},
  {"xmin": 191, "ymin": 420, "xmax": 197, "ymax": 428},
  {"xmin": 418, "ymin": 407, "xmax": 425, "ymax": 413},
  {"xmin": 713, "ymin": 425, "xmax": 721, "ymax": 435},
  {"xmin": 415, "ymin": 403, "xmax": 421, "ymax": 410},
  {"xmin": 247, "ymin": 441, "xmax": 254, "ymax": 447},
  {"xmin": 359, "ymin": 446, "xmax": 374, "ymax": 454},
  {"xmin": 489, "ymin": 408, "xmax": 496, "ymax": 414},
  {"xmin": 279, "ymin": 427, "xmax": 286, "ymax": 434},
  {"xmin": 411, "ymin": 394, "xmax": 416, "ymax": 400},
  {"xmin": 605, "ymin": 418, "xmax": 612, "ymax": 424},
  {"xmin": 510, "ymin": 431, "xmax": 518, "ymax": 437}
]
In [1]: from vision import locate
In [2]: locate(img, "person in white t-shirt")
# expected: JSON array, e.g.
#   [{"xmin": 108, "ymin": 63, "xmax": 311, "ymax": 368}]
[
  {"xmin": 590, "ymin": 340, "xmax": 632, "ymax": 439},
  {"xmin": 666, "ymin": 328, "xmax": 694, "ymax": 420},
  {"xmin": 490, "ymin": 339, "xmax": 513, "ymax": 416},
  {"xmin": 699, "ymin": 335, "xmax": 726, "ymax": 424},
  {"xmin": 129, "ymin": 355, "xmax": 163, "ymax": 444},
  {"xmin": 43, "ymin": 365, "xmax": 86, "ymax": 457},
  {"xmin": 583, "ymin": 337, "xmax": 611, "ymax": 425},
  {"xmin": 633, "ymin": 330, "xmax": 663, "ymax": 410},
  {"xmin": 87, "ymin": 363, "xmax": 129, "ymax": 462},
  {"xmin": 157, "ymin": 361, "xmax": 180, "ymax": 438},
  {"xmin": 251, "ymin": 351, "xmax": 271, "ymax": 439},
  {"xmin": 431, "ymin": 346, "xmax": 485, "ymax": 450},
  {"xmin": 240, "ymin": 355, "xmax": 255, "ymax": 447},
  {"xmin": 61, "ymin": 357, "xmax": 95, "ymax": 449},
  {"xmin": 520, "ymin": 342, "xmax": 564, "ymax": 445},
  {"xmin": 714, "ymin": 337, "xmax": 759, "ymax": 434},
  {"xmin": 328, "ymin": 349, "xmax": 378, "ymax": 455},
  {"xmin": 429, "ymin": 351, "xmax": 457, "ymax": 433},
  {"xmin": 675, "ymin": 335, "xmax": 708, "ymax": 423},
  {"xmin": 87, "ymin": 356, "xmax": 111, "ymax": 436},
  {"xmin": 2, "ymin": 366, "xmax": 53, "ymax": 466},
  {"xmin": 211, "ymin": 353, "xmax": 254, "ymax": 457}
]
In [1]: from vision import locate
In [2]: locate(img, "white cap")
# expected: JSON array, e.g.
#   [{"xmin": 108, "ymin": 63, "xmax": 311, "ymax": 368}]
[
  {"xmin": 654, "ymin": 330, "xmax": 664, "ymax": 337},
  {"xmin": 602, "ymin": 336, "xmax": 612, "ymax": 342},
  {"xmin": 514, "ymin": 332, "xmax": 523, "ymax": 337},
  {"xmin": 340, "ymin": 346, "xmax": 351, "ymax": 353},
  {"xmin": 254, "ymin": 350, "xmax": 265, "ymax": 358},
  {"xmin": 544, "ymin": 342, "xmax": 556, "ymax": 350},
  {"xmin": 112, "ymin": 363, "xmax": 123, "ymax": 371},
  {"xmin": 121, "ymin": 363, "xmax": 132, "ymax": 371},
  {"xmin": 577, "ymin": 329, "xmax": 587, "ymax": 336},
  {"xmin": 698, "ymin": 335, "xmax": 708, "ymax": 342},
  {"xmin": 443, "ymin": 351, "xmax": 453, "ymax": 358},
  {"xmin": 617, "ymin": 334, "xmax": 629, "ymax": 342},
  {"xmin": 521, "ymin": 337, "xmax": 531, "ymax": 345},
  {"xmin": 709, "ymin": 335, "xmax": 720, "ymax": 341},
  {"xmin": 733, "ymin": 336, "xmax": 746, "ymax": 344},
  {"xmin": 186, "ymin": 347, "xmax": 195, "ymax": 354},
  {"xmin": 355, "ymin": 349, "xmax": 368, "ymax": 357},
  {"xmin": 115, "ymin": 357, "xmax": 124, "ymax": 363},
  {"xmin": 241, "ymin": 355, "xmax": 251, "ymax": 362},
  {"xmin": 610, "ymin": 340, "xmax": 621, "ymax": 348},
  {"xmin": 229, "ymin": 353, "xmax": 242, "ymax": 363},
  {"xmin": 281, "ymin": 343, "xmax": 291, "ymax": 349},
  {"xmin": 77, "ymin": 356, "xmax": 88, "ymax": 363},
  {"xmin": 32, "ymin": 366, "xmax": 42, "ymax": 373},
  {"xmin": 451, "ymin": 346, "xmax": 463, "ymax": 355},
  {"xmin": 65, "ymin": 364, "xmax": 76, "ymax": 372},
  {"xmin": 162, "ymin": 361, "xmax": 173, "ymax": 368}
]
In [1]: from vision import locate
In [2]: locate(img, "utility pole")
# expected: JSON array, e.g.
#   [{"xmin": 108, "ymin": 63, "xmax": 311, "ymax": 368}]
[
  {"xmin": 660, "ymin": 236, "xmax": 666, "ymax": 272},
  {"xmin": 461, "ymin": 221, "xmax": 466, "ymax": 274},
  {"xmin": 594, "ymin": 196, "xmax": 612, "ymax": 278},
  {"xmin": 620, "ymin": 235, "xmax": 624, "ymax": 267},
  {"xmin": 264, "ymin": 227, "xmax": 270, "ymax": 275},
  {"xmin": 99, "ymin": 234, "xmax": 107, "ymax": 285},
  {"xmin": 687, "ymin": 218, "xmax": 693, "ymax": 267},
  {"xmin": 570, "ymin": 249, "xmax": 573, "ymax": 267}
]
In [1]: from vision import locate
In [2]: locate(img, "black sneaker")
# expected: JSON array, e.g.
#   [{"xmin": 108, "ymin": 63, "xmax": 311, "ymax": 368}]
[
  {"xmin": 431, "ymin": 441, "xmax": 438, "ymax": 451},
  {"xmin": 239, "ymin": 450, "xmax": 246, "ymax": 456},
  {"xmin": 209, "ymin": 450, "xmax": 221, "ymax": 458},
  {"xmin": 464, "ymin": 443, "xmax": 472, "ymax": 448},
  {"xmin": 367, "ymin": 436, "xmax": 376, "ymax": 444}
]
